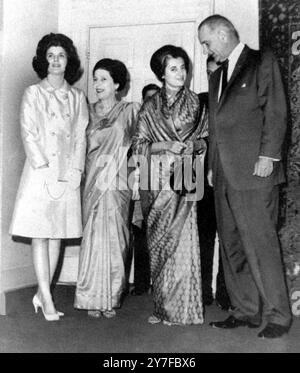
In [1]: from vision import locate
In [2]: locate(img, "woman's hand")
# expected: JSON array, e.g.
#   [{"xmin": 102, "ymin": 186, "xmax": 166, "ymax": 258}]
[
  {"xmin": 166, "ymin": 141, "xmax": 187, "ymax": 154},
  {"xmin": 151, "ymin": 141, "xmax": 186, "ymax": 154},
  {"xmin": 183, "ymin": 140, "xmax": 194, "ymax": 155},
  {"xmin": 67, "ymin": 169, "xmax": 82, "ymax": 190}
]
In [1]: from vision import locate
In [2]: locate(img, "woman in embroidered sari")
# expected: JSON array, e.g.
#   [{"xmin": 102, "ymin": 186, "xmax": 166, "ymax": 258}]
[
  {"xmin": 132, "ymin": 45, "xmax": 207, "ymax": 325},
  {"xmin": 74, "ymin": 58, "xmax": 140, "ymax": 318}
]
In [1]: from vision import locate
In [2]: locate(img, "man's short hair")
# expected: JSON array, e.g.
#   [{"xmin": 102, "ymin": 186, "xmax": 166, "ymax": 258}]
[{"xmin": 198, "ymin": 14, "xmax": 239, "ymax": 40}]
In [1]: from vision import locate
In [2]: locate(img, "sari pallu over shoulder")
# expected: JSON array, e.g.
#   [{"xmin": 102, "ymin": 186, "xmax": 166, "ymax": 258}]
[
  {"xmin": 74, "ymin": 100, "xmax": 140, "ymax": 312},
  {"xmin": 132, "ymin": 87, "xmax": 207, "ymax": 221},
  {"xmin": 82, "ymin": 100, "xmax": 140, "ymax": 227},
  {"xmin": 132, "ymin": 87, "xmax": 207, "ymax": 280}
]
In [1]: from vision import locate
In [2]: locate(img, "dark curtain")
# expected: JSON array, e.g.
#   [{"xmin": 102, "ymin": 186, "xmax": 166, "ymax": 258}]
[{"xmin": 260, "ymin": 1, "xmax": 300, "ymax": 302}]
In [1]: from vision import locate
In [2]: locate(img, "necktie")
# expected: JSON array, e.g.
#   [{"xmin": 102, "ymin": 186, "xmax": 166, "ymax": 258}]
[{"xmin": 220, "ymin": 59, "xmax": 229, "ymax": 98}]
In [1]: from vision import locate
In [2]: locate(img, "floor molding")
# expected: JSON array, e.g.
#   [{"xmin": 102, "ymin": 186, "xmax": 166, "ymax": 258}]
[{"xmin": 0, "ymin": 291, "xmax": 6, "ymax": 315}]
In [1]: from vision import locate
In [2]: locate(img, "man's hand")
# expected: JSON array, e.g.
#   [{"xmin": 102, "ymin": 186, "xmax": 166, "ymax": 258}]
[{"xmin": 253, "ymin": 157, "xmax": 273, "ymax": 178}]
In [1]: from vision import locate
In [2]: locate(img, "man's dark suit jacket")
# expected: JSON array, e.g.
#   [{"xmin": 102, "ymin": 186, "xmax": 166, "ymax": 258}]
[{"xmin": 208, "ymin": 45, "xmax": 287, "ymax": 190}]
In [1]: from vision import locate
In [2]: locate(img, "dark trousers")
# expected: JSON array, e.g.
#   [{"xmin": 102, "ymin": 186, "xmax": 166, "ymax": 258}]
[
  {"xmin": 197, "ymin": 183, "xmax": 230, "ymax": 304},
  {"xmin": 214, "ymin": 157, "xmax": 291, "ymax": 326},
  {"xmin": 131, "ymin": 222, "xmax": 150, "ymax": 293}
]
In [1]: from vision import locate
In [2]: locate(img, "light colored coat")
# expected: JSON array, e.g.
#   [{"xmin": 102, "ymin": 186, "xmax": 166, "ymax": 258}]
[{"xmin": 10, "ymin": 79, "xmax": 89, "ymax": 238}]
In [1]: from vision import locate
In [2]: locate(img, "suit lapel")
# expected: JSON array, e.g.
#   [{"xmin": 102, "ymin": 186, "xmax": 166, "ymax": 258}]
[{"xmin": 217, "ymin": 45, "xmax": 250, "ymax": 108}]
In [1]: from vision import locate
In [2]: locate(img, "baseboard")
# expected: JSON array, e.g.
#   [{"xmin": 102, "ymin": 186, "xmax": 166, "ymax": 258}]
[
  {"xmin": 1, "ymin": 265, "xmax": 37, "ymax": 293},
  {"xmin": 0, "ymin": 292, "xmax": 6, "ymax": 315}
]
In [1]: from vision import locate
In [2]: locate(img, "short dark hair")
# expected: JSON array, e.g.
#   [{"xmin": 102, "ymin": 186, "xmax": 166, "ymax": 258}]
[
  {"xmin": 32, "ymin": 33, "xmax": 83, "ymax": 85},
  {"xmin": 142, "ymin": 83, "xmax": 160, "ymax": 100},
  {"xmin": 150, "ymin": 45, "xmax": 190, "ymax": 82},
  {"xmin": 198, "ymin": 14, "xmax": 239, "ymax": 40},
  {"xmin": 92, "ymin": 58, "xmax": 128, "ymax": 92}
]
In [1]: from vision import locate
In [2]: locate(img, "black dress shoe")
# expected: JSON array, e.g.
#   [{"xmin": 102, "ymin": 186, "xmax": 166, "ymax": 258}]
[
  {"xmin": 258, "ymin": 323, "xmax": 289, "ymax": 339},
  {"xmin": 210, "ymin": 315, "xmax": 260, "ymax": 329}
]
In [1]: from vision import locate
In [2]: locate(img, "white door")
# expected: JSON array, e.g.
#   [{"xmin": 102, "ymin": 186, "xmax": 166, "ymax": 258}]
[{"xmin": 87, "ymin": 22, "xmax": 198, "ymax": 103}]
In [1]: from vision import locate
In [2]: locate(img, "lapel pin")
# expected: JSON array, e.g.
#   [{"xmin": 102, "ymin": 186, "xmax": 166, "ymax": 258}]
[{"xmin": 241, "ymin": 83, "xmax": 246, "ymax": 88}]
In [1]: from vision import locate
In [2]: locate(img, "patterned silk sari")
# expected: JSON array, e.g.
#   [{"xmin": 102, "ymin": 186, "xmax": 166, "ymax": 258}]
[
  {"xmin": 74, "ymin": 100, "xmax": 140, "ymax": 312},
  {"xmin": 132, "ymin": 86, "xmax": 207, "ymax": 324}
]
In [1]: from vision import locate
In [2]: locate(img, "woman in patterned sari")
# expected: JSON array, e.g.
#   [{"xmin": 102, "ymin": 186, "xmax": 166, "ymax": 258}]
[
  {"xmin": 74, "ymin": 59, "xmax": 140, "ymax": 318},
  {"xmin": 132, "ymin": 45, "xmax": 208, "ymax": 325}
]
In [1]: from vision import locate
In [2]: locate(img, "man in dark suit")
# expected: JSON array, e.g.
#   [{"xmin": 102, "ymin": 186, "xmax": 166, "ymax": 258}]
[
  {"xmin": 198, "ymin": 15, "xmax": 291, "ymax": 338},
  {"xmin": 198, "ymin": 56, "xmax": 232, "ymax": 311}
]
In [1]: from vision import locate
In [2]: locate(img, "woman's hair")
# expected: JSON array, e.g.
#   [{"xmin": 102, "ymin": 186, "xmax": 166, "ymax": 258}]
[
  {"xmin": 92, "ymin": 58, "xmax": 128, "ymax": 92},
  {"xmin": 32, "ymin": 33, "xmax": 83, "ymax": 85},
  {"xmin": 142, "ymin": 83, "xmax": 160, "ymax": 100},
  {"xmin": 150, "ymin": 45, "xmax": 190, "ymax": 82}
]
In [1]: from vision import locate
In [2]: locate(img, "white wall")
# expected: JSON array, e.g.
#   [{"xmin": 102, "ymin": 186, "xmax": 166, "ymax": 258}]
[
  {"xmin": 214, "ymin": 0, "xmax": 259, "ymax": 48},
  {"xmin": 58, "ymin": 0, "xmax": 214, "ymax": 94},
  {"xmin": 57, "ymin": 0, "xmax": 259, "ymax": 94},
  {"xmin": 0, "ymin": 0, "xmax": 58, "ymax": 312}
]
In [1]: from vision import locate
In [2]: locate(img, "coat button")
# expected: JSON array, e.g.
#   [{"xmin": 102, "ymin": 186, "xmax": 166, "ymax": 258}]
[
  {"xmin": 51, "ymin": 131, "xmax": 56, "ymax": 136},
  {"xmin": 51, "ymin": 153, "xmax": 56, "ymax": 157}
]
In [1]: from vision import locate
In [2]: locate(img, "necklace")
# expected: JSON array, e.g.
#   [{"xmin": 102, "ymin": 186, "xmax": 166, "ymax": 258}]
[{"xmin": 95, "ymin": 99, "xmax": 117, "ymax": 117}]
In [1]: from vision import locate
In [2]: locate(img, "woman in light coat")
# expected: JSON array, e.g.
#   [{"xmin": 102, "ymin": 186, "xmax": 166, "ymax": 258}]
[{"xmin": 10, "ymin": 33, "xmax": 89, "ymax": 321}]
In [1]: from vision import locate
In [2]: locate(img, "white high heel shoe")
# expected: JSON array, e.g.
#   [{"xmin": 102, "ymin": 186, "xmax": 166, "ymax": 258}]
[
  {"xmin": 32, "ymin": 295, "xmax": 60, "ymax": 321},
  {"xmin": 33, "ymin": 294, "xmax": 64, "ymax": 316}
]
